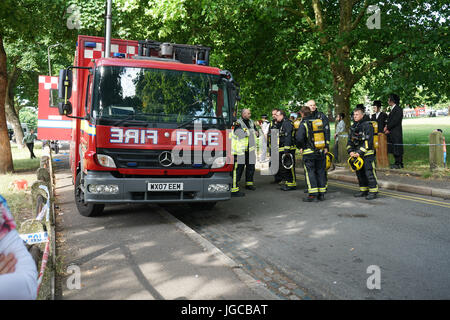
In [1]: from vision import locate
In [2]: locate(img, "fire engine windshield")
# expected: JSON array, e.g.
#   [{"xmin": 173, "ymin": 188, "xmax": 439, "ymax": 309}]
[{"xmin": 92, "ymin": 65, "xmax": 232, "ymax": 128}]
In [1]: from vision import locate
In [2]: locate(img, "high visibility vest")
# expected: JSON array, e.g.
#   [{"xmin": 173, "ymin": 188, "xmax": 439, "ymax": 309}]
[
  {"xmin": 237, "ymin": 118, "xmax": 257, "ymax": 153},
  {"xmin": 229, "ymin": 131, "xmax": 245, "ymax": 156}
]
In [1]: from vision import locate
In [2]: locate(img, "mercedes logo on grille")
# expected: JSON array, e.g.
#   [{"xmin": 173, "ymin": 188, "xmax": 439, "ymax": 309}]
[{"xmin": 159, "ymin": 151, "xmax": 173, "ymax": 167}]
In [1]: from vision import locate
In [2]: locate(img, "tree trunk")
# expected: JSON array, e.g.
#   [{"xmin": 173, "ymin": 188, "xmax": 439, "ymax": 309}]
[
  {"xmin": 0, "ymin": 35, "xmax": 14, "ymax": 174},
  {"xmin": 5, "ymin": 66, "xmax": 24, "ymax": 148},
  {"xmin": 331, "ymin": 62, "xmax": 353, "ymax": 130},
  {"xmin": 333, "ymin": 88, "xmax": 351, "ymax": 129}
]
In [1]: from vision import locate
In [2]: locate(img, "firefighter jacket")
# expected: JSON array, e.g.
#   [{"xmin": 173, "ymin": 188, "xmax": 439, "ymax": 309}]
[
  {"xmin": 311, "ymin": 110, "xmax": 331, "ymax": 148},
  {"xmin": 233, "ymin": 117, "xmax": 258, "ymax": 153},
  {"xmin": 347, "ymin": 119, "xmax": 375, "ymax": 157},
  {"xmin": 278, "ymin": 118, "xmax": 295, "ymax": 152}
]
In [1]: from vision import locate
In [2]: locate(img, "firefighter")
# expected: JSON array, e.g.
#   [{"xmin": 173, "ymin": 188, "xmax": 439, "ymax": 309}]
[
  {"xmin": 295, "ymin": 106, "xmax": 327, "ymax": 202},
  {"xmin": 268, "ymin": 108, "xmax": 282, "ymax": 184},
  {"xmin": 276, "ymin": 110, "xmax": 296, "ymax": 191},
  {"xmin": 347, "ymin": 107, "xmax": 379, "ymax": 200},
  {"xmin": 231, "ymin": 109, "xmax": 259, "ymax": 197},
  {"xmin": 306, "ymin": 100, "xmax": 331, "ymax": 192}
]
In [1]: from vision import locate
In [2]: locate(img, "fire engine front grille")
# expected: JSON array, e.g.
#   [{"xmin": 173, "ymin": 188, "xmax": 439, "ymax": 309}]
[
  {"xmin": 97, "ymin": 148, "xmax": 220, "ymax": 170},
  {"xmin": 130, "ymin": 191, "xmax": 197, "ymax": 201}
]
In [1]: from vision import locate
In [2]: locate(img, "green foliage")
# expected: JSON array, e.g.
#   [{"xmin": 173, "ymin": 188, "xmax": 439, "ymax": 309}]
[
  {"xmin": 2, "ymin": 0, "xmax": 449, "ymax": 120},
  {"xmin": 19, "ymin": 107, "xmax": 37, "ymax": 131}
]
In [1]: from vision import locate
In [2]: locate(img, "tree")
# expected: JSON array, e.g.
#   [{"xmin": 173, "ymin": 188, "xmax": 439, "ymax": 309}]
[
  {"xmin": 281, "ymin": 0, "xmax": 448, "ymax": 127},
  {"xmin": 0, "ymin": 0, "xmax": 69, "ymax": 173}
]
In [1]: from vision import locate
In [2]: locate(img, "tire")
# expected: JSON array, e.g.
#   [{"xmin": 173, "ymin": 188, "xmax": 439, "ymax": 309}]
[
  {"xmin": 188, "ymin": 202, "xmax": 217, "ymax": 211},
  {"xmin": 75, "ymin": 173, "xmax": 104, "ymax": 217}
]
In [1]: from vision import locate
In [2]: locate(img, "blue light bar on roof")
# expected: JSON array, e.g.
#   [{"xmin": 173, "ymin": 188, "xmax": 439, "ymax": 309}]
[
  {"xmin": 85, "ymin": 42, "xmax": 97, "ymax": 48},
  {"xmin": 113, "ymin": 53, "xmax": 125, "ymax": 58}
]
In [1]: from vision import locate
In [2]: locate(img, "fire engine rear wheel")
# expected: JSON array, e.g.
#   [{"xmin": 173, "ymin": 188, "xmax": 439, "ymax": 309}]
[
  {"xmin": 75, "ymin": 173, "xmax": 104, "ymax": 217},
  {"xmin": 189, "ymin": 202, "xmax": 217, "ymax": 211}
]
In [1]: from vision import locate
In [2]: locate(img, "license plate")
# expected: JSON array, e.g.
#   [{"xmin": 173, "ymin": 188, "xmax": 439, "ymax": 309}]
[{"xmin": 148, "ymin": 183, "xmax": 183, "ymax": 191}]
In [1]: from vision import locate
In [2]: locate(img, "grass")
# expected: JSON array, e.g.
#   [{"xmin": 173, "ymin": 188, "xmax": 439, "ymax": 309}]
[
  {"xmin": 329, "ymin": 116, "xmax": 450, "ymax": 178},
  {"xmin": 1, "ymin": 141, "xmax": 54, "ymax": 300},
  {"xmin": 11, "ymin": 141, "xmax": 44, "ymax": 172},
  {"xmin": 0, "ymin": 172, "xmax": 36, "ymax": 227}
]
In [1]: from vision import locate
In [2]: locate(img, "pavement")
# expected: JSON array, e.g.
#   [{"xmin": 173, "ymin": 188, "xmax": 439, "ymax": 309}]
[{"xmin": 53, "ymin": 161, "xmax": 277, "ymax": 300}]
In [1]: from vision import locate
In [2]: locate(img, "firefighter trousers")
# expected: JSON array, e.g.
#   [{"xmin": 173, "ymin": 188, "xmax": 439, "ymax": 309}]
[
  {"xmin": 279, "ymin": 150, "xmax": 296, "ymax": 187},
  {"xmin": 231, "ymin": 151, "xmax": 256, "ymax": 192},
  {"xmin": 356, "ymin": 154, "xmax": 378, "ymax": 193},
  {"xmin": 303, "ymin": 153, "xmax": 326, "ymax": 196}
]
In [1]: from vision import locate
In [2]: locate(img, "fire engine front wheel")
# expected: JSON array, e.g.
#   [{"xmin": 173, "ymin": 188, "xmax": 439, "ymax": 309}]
[{"xmin": 75, "ymin": 173, "xmax": 105, "ymax": 217}]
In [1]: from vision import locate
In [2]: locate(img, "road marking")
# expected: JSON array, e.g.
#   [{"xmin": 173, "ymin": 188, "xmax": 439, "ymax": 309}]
[
  {"xmin": 326, "ymin": 180, "xmax": 450, "ymax": 209},
  {"xmin": 293, "ymin": 173, "xmax": 450, "ymax": 209}
]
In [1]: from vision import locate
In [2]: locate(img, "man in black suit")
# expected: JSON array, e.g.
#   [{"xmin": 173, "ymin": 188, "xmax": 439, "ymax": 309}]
[
  {"xmin": 371, "ymin": 100, "xmax": 387, "ymax": 133},
  {"xmin": 384, "ymin": 94, "xmax": 404, "ymax": 169}
]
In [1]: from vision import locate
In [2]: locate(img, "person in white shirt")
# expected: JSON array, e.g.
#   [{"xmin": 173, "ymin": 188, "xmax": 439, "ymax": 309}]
[
  {"xmin": 259, "ymin": 115, "xmax": 270, "ymax": 162},
  {"xmin": 370, "ymin": 100, "xmax": 387, "ymax": 134},
  {"xmin": 333, "ymin": 113, "xmax": 346, "ymax": 162}
]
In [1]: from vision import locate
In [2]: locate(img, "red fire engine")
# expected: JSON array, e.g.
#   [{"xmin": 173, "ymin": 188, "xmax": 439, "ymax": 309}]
[{"xmin": 39, "ymin": 35, "xmax": 239, "ymax": 216}]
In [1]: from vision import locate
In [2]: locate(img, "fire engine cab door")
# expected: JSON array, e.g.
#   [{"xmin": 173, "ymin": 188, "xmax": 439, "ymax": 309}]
[{"xmin": 37, "ymin": 75, "xmax": 72, "ymax": 141}]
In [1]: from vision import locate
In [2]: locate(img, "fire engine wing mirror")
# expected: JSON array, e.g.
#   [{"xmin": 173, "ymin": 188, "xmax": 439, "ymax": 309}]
[
  {"xmin": 228, "ymin": 82, "xmax": 240, "ymax": 112},
  {"xmin": 58, "ymin": 69, "xmax": 73, "ymax": 116}
]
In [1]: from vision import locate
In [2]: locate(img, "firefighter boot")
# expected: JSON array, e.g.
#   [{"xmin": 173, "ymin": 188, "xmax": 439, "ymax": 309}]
[
  {"xmin": 303, "ymin": 195, "xmax": 318, "ymax": 202},
  {"xmin": 366, "ymin": 192, "xmax": 378, "ymax": 200},
  {"xmin": 281, "ymin": 184, "xmax": 296, "ymax": 191},
  {"xmin": 231, "ymin": 191, "xmax": 246, "ymax": 197},
  {"xmin": 354, "ymin": 191, "xmax": 368, "ymax": 197}
]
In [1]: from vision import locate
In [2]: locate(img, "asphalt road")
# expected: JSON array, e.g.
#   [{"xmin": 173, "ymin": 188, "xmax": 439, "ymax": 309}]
[
  {"xmin": 165, "ymin": 172, "xmax": 450, "ymax": 300},
  {"xmin": 54, "ymin": 151, "xmax": 450, "ymax": 300}
]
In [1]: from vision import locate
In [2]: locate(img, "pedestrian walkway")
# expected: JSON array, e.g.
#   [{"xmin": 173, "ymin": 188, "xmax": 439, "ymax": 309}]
[{"xmin": 54, "ymin": 168, "xmax": 276, "ymax": 300}]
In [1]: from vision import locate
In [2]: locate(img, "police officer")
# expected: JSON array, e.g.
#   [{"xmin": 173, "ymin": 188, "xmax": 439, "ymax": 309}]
[
  {"xmin": 268, "ymin": 108, "xmax": 282, "ymax": 184},
  {"xmin": 306, "ymin": 100, "xmax": 331, "ymax": 192},
  {"xmin": 296, "ymin": 106, "xmax": 327, "ymax": 202},
  {"xmin": 276, "ymin": 110, "xmax": 296, "ymax": 191},
  {"xmin": 231, "ymin": 109, "xmax": 259, "ymax": 197},
  {"xmin": 347, "ymin": 107, "xmax": 379, "ymax": 200}
]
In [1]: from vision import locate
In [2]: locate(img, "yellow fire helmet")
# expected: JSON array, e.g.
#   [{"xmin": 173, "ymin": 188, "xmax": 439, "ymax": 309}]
[
  {"xmin": 325, "ymin": 152, "xmax": 335, "ymax": 170},
  {"xmin": 348, "ymin": 155, "xmax": 364, "ymax": 172}
]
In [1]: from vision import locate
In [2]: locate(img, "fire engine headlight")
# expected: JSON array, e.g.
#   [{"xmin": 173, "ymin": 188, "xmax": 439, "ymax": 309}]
[
  {"xmin": 211, "ymin": 157, "xmax": 226, "ymax": 169},
  {"xmin": 96, "ymin": 154, "xmax": 116, "ymax": 168},
  {"xmin": 88, "ymin": 184, "xmax": 119, "ymax": 194},
  {"xmin": 208, "ymin": 184, "xmax": 229, "ymax": 193}
]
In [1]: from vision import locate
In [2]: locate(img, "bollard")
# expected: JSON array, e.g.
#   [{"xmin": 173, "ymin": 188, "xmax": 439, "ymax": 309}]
[
  {"xmin": 337, "ymin": 133, "xmax": 349, "ymax": 164},
  {"xmin": 429, "ymin": 130, "xmax": 444, "ymax": 170},
  {"xmin": 36, "ymin": 167, "xmax": 51, "ymax": 184},
  {"xmin": 40, "ymin": 156, "xmax": 49, "ymax": 169},
  {"xmin": 376, "ymin": 133, "xmax": 389, "ymax": 168},
  {"xmin": 36, "ymin": 167, "xmax": 52, "ymax": 199}
]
